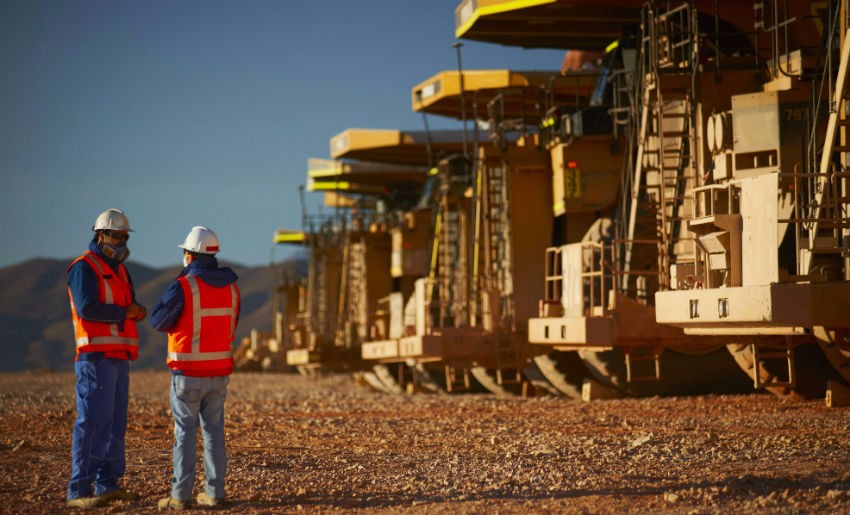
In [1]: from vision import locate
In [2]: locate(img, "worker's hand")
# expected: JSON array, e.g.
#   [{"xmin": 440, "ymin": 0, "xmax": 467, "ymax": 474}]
[{"xmin": 127, "ymin": 303, "xmax": 147, "ymax": 321}]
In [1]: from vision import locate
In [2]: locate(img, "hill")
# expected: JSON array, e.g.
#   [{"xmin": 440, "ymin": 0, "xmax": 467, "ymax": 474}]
[{"xmin": 0, "ymin": 257, "xmax": 306, "ymax": 372}]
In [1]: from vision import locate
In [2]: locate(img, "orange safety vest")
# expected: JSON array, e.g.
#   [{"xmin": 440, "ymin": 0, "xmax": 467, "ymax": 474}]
[
  {"xmin": 67, "ymin": 251, "xmax": 139, "ymax": 360},
  {"xmin": 167, "ymin": 274, "xmax": 239, "ymax": 376}
]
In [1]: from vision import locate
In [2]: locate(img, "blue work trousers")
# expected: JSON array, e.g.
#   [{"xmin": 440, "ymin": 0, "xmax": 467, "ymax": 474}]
[
  {"xmin": 67, "ymin": 357, "xmax": 129, "ymax": 500},
  {"xmin": 169, "ymin": 374, "xmax": 229, "ymax": 501}
]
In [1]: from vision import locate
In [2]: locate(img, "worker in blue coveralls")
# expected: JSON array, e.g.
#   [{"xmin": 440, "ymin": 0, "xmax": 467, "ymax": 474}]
[{"xmin": 66, "ymin": 208, "xmax": 147, "ymax": 509}]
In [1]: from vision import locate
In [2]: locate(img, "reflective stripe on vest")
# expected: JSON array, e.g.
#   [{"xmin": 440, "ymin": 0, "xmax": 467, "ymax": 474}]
[
  {"xmin": 167, "ymin": 275, "xmax": 237, "ymax": 362},
  {"xmin": 77, "ymin": 336, "xmax": 139, "ymax": 346}
]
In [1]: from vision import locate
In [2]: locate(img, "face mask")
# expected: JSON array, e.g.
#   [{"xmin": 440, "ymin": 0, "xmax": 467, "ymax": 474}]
[
  {"xmin": 100, "ymin": 241, "xmax": 130, "ymax": 262},
  {"xmin": 183, "ymin": 255, "xmax": 190, "ymax": 268}
]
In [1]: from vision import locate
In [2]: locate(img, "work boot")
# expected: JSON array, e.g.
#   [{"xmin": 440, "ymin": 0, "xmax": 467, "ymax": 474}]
[
  {"xmin": 99, "ymin": 488, "xmax": 140, "ymax": 502},
  {"xmin": 66, "ymin": 496, "xmax": 105, "ymax": 509},
  {"xmin": 196, "ymin": 492, "xmax": 227, "ymax": 507},
  {"xmin": 158, "ymin": 497, "xmax": 190, "ymax": 510}
]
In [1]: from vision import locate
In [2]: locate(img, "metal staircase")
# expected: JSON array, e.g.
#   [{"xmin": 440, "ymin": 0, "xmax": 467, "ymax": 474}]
[
  {"xmin": 483, "ymin": 161, "xmax": 515, "ymax": 327},
  {"xmin": 801, "ymin": 25, "xmax": 850, "ymax": 276},
  {"xmin": 432, "ymin": 156, "xmax": 471, "ymax": 328},
  {"xmin": 482, "ymin": 159, "xmax": 522, "ymax": 385},
  {"xmin": 313, "ymin": 247, "xmax": 328, "ymax": 339},
  {"xmin": 623, "ymin": 2, "xmax": 698, "ymax": 295},
  {"xmin": 652, "ymin": 95, "xmax": 694, "ymax": 286},
  {"xmin": 438, "ymin": 209, "xmax": 462, "ymax": 326},
  {"xmin": 336, "ymin": 238, "xmax": 367, "ymax": 348},
  {"xmin": 333, "ymin": 235, "xmax": 350, "ymax": 347}
]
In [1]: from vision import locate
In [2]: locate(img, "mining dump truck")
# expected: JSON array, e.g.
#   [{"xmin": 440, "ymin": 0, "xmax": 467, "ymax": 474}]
[
  {"xmin": 358, "ymin": 68, "xmax": 609, "ymax": 396},
  {"xmin": 282, "ymin": 158, "xmax": 428, "ymax": 380},
  {"xmin": 451, "ymin": 1, "xmax": 753, "ymax": 398},
  {"xmin": 276, "ymin": 129, "xmax": 467, "ymax": 388},
  {"xmin": 456, "ymin": 0, "xmax": 850, "ymax": 401},
  {"xmin": 643, "ymin": 1, "xmax": 850, "ymax": 400}
]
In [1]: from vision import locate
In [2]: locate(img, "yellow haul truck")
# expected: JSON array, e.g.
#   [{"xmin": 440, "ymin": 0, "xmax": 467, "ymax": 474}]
[
  {"xmin": 282, "ymin": 158, "xmax": 429, "ymax": 386},
  {"xmin": 359, "ymin": 68, "xmax": 609, "ymax": 395},
  {"xmin": 456, "ymin": 0, "xmax": 850, "ymax": 400},
  {"xmin": 645, "ymin": 1, "xmax": 850, "ymax": 401},
  {"xmin": 297, "ymin": 129, "xmax": 467, "ymax": 391},
  {"xmin": 455, "ymin": 0, "xmax": 752, "ymax": 398}
]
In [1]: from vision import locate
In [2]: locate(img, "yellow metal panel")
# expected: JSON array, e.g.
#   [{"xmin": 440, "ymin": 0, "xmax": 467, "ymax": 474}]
[
  {"xmin": 527, "ymin": 314, "xmax": 615, "ymax": 346},
  {"xmin": 330, "ymin": 129, "xmax": 401, "ymax": 159},
  {"xmin": 655, "ymin": 286, "xmax": 779, "ymax": 328},
  {"xmin": 398, "ymin": 336, "xmax": 427, "ymax": 357},
  {"xmin": 329, "ymin": 128, "xmax": 465, "ymax": 166},
  {"xmin": 411, "ymin": 69, "xmax": 598, "ymax": 119},
  {"xmin": 455, "ymin": 0, "xmax": 557, "ymax": 39},
  {"xmin": 454, "ymin": 0, "xmax": 783, "ymax": 58},
  {"xmin": 549, "ymin": 137, "xmax": 620, "ymax": 215},
  {"xmin": 273, "ymin": 229, "xmax": 307, "ymax": 245},
  {"xmin": 308, "ymin": 180, "xmax": 351, "ymax": 192},
  {"xmin": 456, "ymin": 0, "xmax": 716, "ymax": 52},
  {"xmin": 322, "ymin": 191, "xmax": 359, "ymax": 208},
  {"xmin": 361, "ymin": 340, "xmax": 399, "ymax": 360},
  {"xmin": 740, "ymin": 173, "xmax": 779, "ymax": 286},
  {"xmin": 412, "ymin": 69, "xmax": 511, "ymax": 111},
  {"xmin": 307, "ymin": 158, "xmax": 342, "ymax": 178},
  {"xmin": 504, "ymin": 152, "xmax": 552, "ymax": 326},
  {"xmin": 285, "ymin": 349, "xmax": 318, "ymax": 365},
  {"xmin": 307, "ymin": 157, "xmax": 428, "ymax": 187}
]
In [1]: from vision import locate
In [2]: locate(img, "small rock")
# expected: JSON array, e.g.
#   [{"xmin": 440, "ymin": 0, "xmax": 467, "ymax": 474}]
[
  {"xmin": 826, "ymin": 489, "xmax": 847, "ymax": 501},
  {"xmin": 664, "ymin": 492, "xmax": 680, "ymax": 504},
  {"xmin": 631, "ymin": 435, "xmax": 651, "ymax": 448}
]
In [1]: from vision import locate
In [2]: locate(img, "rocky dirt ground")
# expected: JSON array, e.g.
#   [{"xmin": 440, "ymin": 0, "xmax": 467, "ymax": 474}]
[{"xmin": 0, "ymin": 370, "xmax": 849, "ymax": 514}]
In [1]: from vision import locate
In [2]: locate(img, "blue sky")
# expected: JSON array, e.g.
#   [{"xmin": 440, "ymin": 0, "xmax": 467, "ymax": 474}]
[{"xmin": 1, "ymin": 0, "xmax": 565, "ymax": 269}]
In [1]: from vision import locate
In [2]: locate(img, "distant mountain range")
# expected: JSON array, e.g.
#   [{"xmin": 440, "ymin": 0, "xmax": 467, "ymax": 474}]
[{"xmin": 0, "ymin": 257, "xmax": 306, "ymax": 372}]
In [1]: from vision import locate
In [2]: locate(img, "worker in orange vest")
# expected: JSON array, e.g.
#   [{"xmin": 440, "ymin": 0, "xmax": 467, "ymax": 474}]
[
  {"xmin": 66, "ymin": 208, "xmax": 146, "ymax": 509},
  {"xmin": 150, "ymin": 226, "xmax": 240, "ymax": 509}
]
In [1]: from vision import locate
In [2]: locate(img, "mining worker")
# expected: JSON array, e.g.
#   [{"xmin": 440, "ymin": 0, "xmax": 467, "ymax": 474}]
[
  {"xmin": 150, "ymin": 226, "xmax": 240, "ymax": 509},
  {"xmin": 66, "ymin": 208, "xmax": 146, "ymax": 509}
]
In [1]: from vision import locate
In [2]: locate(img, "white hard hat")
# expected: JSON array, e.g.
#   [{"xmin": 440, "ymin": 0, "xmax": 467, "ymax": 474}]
[
  {"xmin": 179, "ymin": 226, "xmax": 220, "ymax": 255},
  {"xmin": 92, "ymin": 208, "xmax": 133, "ymax": 232}
]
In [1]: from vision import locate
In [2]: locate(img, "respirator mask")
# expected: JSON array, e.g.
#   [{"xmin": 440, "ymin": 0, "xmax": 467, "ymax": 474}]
[{"xmin": 99, "ymin": 231, "xmax": 130, "ymax": 262}]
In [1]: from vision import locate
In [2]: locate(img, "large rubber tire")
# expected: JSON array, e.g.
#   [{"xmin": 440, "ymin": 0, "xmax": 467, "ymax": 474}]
[
  {"xmin": 373, "ymin": 364, "xmax": 405, "ymax": 394},
  {"xmin": 295, "ymin": 365, "xmax": 316, "ymax": 377},
  {"xmin": 521, "ymin": 363, "xmax": 563, "ymax": 397},
  {"xmin": 532, "ymin": 351, "xmax": 592, "ymax": 399},
  {"xmin": 469, "ymin": 366, "xmax": 525, "ymax": 396},
  {"xmin": 410, "ymin": 362, "xmax": 447, "ymax": 394},
  {"xmin": 726, "ymin": 341, "xmax": 846, "ymax": 398},
  {"xmin": 578, "ymin": 347, "xmax": 752, "ymax": 397},
  {"xmin": 813, "ymin": 328, "xmax": 850, "ymax": 384},
  {"xmin": 359, "ymin": 371, "xmax": 391, "ymax": 393}
]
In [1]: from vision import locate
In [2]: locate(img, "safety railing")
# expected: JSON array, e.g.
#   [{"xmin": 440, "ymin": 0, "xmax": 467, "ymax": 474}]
[
  {"xmin": 539, "ymin": 239, "xmax": 662, "ymax": 319},
  {"xmin": 780, "ymin": 169, "xmax": 850, "ymax": 276}
]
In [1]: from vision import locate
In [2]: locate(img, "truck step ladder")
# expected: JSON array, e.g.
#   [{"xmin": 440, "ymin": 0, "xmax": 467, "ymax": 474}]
[
  {"xmin": 752, "ymin": 342, "xmax": 796, "ymax": 389},
  {"xmin": 624, "ymin": 346, "xmax": 662, "ymax": 383},
  {"xmin": 445, "ymin": 361, "xmax": 471, "ymax": 392}
]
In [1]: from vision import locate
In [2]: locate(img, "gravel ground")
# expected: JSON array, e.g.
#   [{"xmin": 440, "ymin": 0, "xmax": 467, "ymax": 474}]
[{"xmin": 0, "ymin": 370, "xmax": 848, "ymax": 514}]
